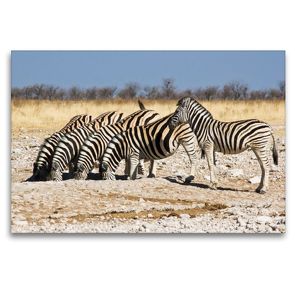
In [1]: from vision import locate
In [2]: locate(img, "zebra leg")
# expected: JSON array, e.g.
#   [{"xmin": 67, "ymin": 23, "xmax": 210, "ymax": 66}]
[
  {"xmin": 129, "ymin": 155, "xmax": 140, "ymax": 180},
  {"xmin": 124, "ymin": 159, "xmax": 130, "ymax": 175},
  {"xmin": 204, "ymin": 144, "xmax": 217, "ymax": 189},
  {"xmin": 147, "ymin": 160, "xmax": 156, "ymax": 178},
  {"xmin": 252, "ymin": 147, "xmax": 270, "ymax": 194},
  {"xmin": 137, "ymin": 159, "xmax": 145, "ymax": 175},
  {"xmin": 180, "ymin": 139, "xmax": 198, "ymax": 183},
  {"xmin": 68, "ymin": 161, "xmax": 75, "ymax": 175}
]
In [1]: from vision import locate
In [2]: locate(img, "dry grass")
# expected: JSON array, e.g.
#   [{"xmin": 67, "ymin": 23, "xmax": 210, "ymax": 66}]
[{"xmin": 11, "ymin": 98, "xmax": 285, "ymax": 132}]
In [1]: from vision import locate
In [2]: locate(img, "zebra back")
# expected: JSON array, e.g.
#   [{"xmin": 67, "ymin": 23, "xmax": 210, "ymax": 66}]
[
  {"xmin": 59, "ymin": 114, "xmax": 93, "ymax": 133},
  {"xmin": 89, "ymin": 111, "xmax": 124, "ymax": 131},
  {"xmin": 101, "ymin": 114, "xmax": 196, "ymax": 176},
  {"xmin": 73, "ymin": 109, "xmax": 161, "ymax": 179},
  {"xmin": 171, "ymin": 96, "xmax": 274, "ymax": 154}
]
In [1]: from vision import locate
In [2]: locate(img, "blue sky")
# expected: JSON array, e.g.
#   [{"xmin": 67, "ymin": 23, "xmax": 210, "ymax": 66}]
[{"xmin": 11, "ymin": 51, "xmax": 285, "ymax": 90}]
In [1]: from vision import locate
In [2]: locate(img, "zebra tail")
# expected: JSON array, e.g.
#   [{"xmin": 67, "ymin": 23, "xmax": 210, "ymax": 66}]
[
  {"xmin": 272, "ymin": 134, "xmax": 278, "ymax": 165},
  {"xmin": 138, "ymin": 100, "xmax": 146, "ymax": 110}
]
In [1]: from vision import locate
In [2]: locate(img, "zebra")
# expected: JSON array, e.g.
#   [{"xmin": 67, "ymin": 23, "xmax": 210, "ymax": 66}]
[
  {"xmin": 73, "ymin": 108, "xmax": 161, "ymax": 180},
  {"xmin": 49, "ymin": 101, "xmax": 159, "ymax": 181},
  {"xmin": 31, "ymin": 112, "xmax": 122, "ymax": 181},
  {"xmin": 72, "ymin": 107, "xmax": 160, "ymax": 180},
  {"xmin": 100, "ymin": 114, "xmax": 198, "ymax": 182},
  {"xmin": 169, "ymin": 97, "xmax": 278, "ymax": 193}
]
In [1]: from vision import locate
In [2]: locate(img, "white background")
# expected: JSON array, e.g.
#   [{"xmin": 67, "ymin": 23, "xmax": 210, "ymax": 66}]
[{"xmin": 0, "ymin": 1, "xmax": 293, "ymax": 294}]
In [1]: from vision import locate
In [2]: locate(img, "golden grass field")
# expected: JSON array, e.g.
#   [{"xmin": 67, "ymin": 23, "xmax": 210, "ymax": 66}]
[{"xmin": 11, "ymin": 98, "xmax": 285, "ymax": 132}]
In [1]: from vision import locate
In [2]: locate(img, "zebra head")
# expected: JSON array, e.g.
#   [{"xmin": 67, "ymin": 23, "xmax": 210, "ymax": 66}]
[
  {"xmin": 100, "ymin": 161, "xmax": 116, "ymax": 180},
  {"xmin": 49, "ymin": 162, "xmax": 63, "ymax": 181},
  {"xmin": 32, "ymin": 162, "xmax": 50, "ymax": 181},
  {"xmin": 73, "ymin": 163, "xmax": 89, "ymax": 180},
  {"xmin": 169, "ymin": 106, "xmax": 189, "ymax": 129}
]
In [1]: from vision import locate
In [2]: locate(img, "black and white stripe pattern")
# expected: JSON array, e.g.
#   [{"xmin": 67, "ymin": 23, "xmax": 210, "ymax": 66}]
[
  {"xmin": 73, "ymin": 109, "xmax": 161, "ymax": 180},
  {"xmin": 101, "ymin": 114, "xmax": 198, "ymax": 182},
  {"xmin": 169, "ymin": 97, "xmax": 278, "ymax": 193},
  {"xmin": 32, "ymin": 114, "xmax": 92, "ymax": 181},
  {"xmin": 34, "ymin": 111, "xmax": 122, "ymax": 181},
  {"xmin": 50, "ymin": 106, "xmax": 160, "ymax": 181}
]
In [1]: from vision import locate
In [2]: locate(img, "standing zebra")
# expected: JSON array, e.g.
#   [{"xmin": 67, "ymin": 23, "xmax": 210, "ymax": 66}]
[
  {"xmin": 49, "ymin": 102, "xmax": 159, "ymax": 181},
  {"xmin": 32, "ymin": 112, "xmax": 122, "ymax": 181},
  {"xmin": 101, "ymin": 114, "xmax": 198, "ymax": 182},
  {"xmin": 73, "ymin": 109, "xmax": 160, "ymax": 180},
  {"xmin": 169, "ymin": 97, "xmax": 278, "ymax": 193}
]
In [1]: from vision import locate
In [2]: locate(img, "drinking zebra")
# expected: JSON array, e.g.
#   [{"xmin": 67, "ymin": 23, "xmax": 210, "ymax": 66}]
[
  {"xmin": 74, "ymin": 107, "xmax": 160, "ymax": 179},
  {"xmin": 73, "ymin": 109, "xmax": 160, "ymax": 180},
  {"xmin": 101, "ymin": 114, "xmax": 198, "ymax": 182},
  {"xmin": 169, "ymin": 97, "xmax": 278, "ymax": 193},
  {"xmin": 31, "ymin": 111, "xmax": 122, "ymax": 181},
  {"xmin": 49, "ymin": 102, "xmax": 160, "ymax": 181}
]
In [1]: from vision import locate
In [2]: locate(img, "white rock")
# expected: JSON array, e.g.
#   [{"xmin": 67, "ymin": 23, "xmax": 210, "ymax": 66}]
[
  {"xmin": 256, "ymin": 216, "xmax": 273, "ymax": 224},
  {"xmin": 180, "ymin": 214, "xmax": 190, "ymax": 219},
  {"xmin": 248, "ymin": 176, "xmax": 260, "ymax": 184},
  {"xmin": 147, "ymin": 213, "xmax": 153, "ymax": 218},
  {"xmin": 14, "ymin": 220, "xmax": 28, "ymax": 226},
  {"xmin": 238, "ymin": 218, "xmax": 247, "ymax": 227},
  {"xmin": 228, "ymin": 169, "xmax": 244, "ymax": 177},
  {"xmin": 203, "ymin": 175, "xmax": 210, "ymax": 181}
]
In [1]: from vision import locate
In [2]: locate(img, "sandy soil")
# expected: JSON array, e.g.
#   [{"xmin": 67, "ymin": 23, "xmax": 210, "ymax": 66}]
[{"xmin": 11, "ymin": 126, "xmax": 286, "ymax": 233}]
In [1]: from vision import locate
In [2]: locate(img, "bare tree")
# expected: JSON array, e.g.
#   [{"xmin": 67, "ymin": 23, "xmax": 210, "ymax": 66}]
[
  {"xmin": 97, "ymin": 87, "xmax": 117, "ymax": 98},
  {"xmin": 268, "ymin": 88, "xmax": 281, "ymax": 99},
  {"xmin": 161, "ymin": 78, "xmax": 176, "ymax": 99},
  {"xmin": 178, "ymin": 89, "xmax": 193, "ymax": 97},
  {"xmin": 203, "ymin": 86, "xmax": 219, "ymax": 100},
  {"xmin": 279, "ymin": 81, "xmax": 285, "ymax": 98},
  {"xmin": 68, "ymin": 86, "xmax": 84, "ymax": 100},
  {"xmin": 117, "ymin": 83, "xmax": 139, "ymax": 99},
  {"xmin": 85, "ymin": 87, "xmax": 98, "ymax": 100},
  {"xmin": 249, "ymin": 90, "xmax": 268, "ymax": 100},
  {"xmin": 45, "ymin": 85, "xmax": 59, "ymax": 100},
  {"xmin": 222, "ymin": 81, "xmax": 248, "ymax": 99},
  {"xmin": 143, "ymin": 86, "xmax": 161, "ymax": 99}
]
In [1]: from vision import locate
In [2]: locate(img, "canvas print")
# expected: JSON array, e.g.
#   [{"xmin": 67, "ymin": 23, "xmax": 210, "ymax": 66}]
[{"xmin": 11, "ymin": 51, "xmax": 285, "ymax": 233}]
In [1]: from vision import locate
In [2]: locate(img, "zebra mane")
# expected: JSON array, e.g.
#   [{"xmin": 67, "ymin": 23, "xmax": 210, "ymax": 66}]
[{"xmin": 177, "ymin": 97, "xmax": 213, "ymax": 119}]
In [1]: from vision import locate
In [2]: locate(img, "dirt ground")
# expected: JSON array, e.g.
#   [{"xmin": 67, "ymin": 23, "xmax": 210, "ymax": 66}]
[{"xmin": 11, "ymin": 126, "xmax": 286, "ymax": 233}]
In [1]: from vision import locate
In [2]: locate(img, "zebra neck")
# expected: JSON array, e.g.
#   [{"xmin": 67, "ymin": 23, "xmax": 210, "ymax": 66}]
[
  {"xmin": 188, "ymin": 110, "xmax": 214, "ymax": 141},
  {"xmin": 109, "ymin": 135, "xmax": 128, "ymax": 171}
]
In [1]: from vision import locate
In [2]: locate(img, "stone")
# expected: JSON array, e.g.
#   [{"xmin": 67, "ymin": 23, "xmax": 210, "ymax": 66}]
[
  {"xmin": 204, "ymin": 175, "xmax": 210, "ymax": 181},
  {"xmin": 248, "ymin": 176, "xmax": 260, "ymax": 184},
  {"xmin": 179, "ymin": 214, "xmax": 190, "ymax": 219},
  {"xmin": 147, "ymin": 213, "xmax": 153, "ymax": 218},
  {"xmin": 256, "ymin": 216, "xmax": 273, "ymax": 224},
  {"xmin": 228, "ymin": 169, "xmax": 244, "ymax": 177},
  {"xmin": 237, "ymin": 218, "xmax": 247, "ymax": 227}
]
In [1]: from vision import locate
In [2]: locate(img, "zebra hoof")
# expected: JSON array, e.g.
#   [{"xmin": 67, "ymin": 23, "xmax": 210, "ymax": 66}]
[
  {"xmin": 184, "ymin": 175, "xmax": 194, "ymax": 183},
  {"xmin": 148, "ymin": 173, "xmax": 156, "ymax": 178},
  {"xmin": 256, "ymin": 188, "xmax": 266, "ymax": 194}
]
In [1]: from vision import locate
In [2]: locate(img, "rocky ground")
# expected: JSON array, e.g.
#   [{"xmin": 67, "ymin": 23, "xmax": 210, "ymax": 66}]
[{"xmin": 11, "ymin": 126, "xmax": 286, "ymax": 233}]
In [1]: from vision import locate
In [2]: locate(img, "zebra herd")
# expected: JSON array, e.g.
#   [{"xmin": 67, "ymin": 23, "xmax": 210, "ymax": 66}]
[{"xmin": 29, "ymin": 97, "xmax": 278, "ymax": 193}]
